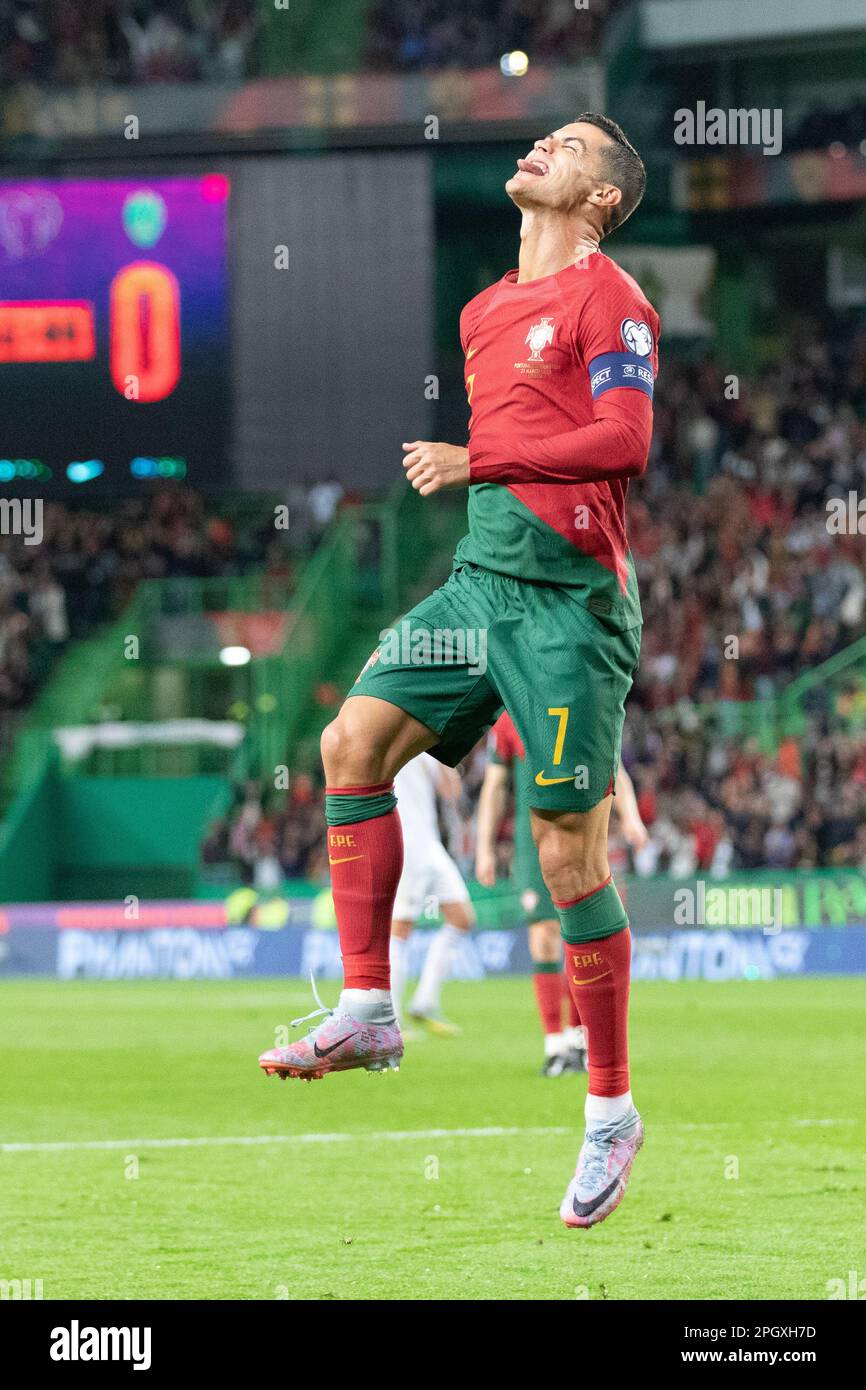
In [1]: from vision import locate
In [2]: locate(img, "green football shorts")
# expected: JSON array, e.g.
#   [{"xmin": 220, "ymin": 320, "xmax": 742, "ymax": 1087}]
[{"xmin": 349, "ymin": 559, "xmax": 641, "ymax": 813}]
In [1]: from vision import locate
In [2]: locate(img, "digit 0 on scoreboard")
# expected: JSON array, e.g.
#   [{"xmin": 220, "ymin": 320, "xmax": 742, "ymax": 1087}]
[{"xmin": 110, "ymin": 261, "xmax": 181, "ymax": 402}]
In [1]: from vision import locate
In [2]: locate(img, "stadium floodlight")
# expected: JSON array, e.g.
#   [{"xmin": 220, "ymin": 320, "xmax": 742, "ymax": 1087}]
[
  {"xmin": 66, "ymin": 460, "xmax": 104, "ymax": 483},
  {"xmin": 219, "ymin": 645, "xmax": 252, "ymax": 667},
  {"xmin": 500, "ymin": 50, "xmax": 529, "ymax": 77}
]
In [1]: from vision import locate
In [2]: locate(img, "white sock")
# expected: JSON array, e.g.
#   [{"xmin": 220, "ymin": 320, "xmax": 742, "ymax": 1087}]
[
  {"xmin": 411, "ymin": 923, "xmax": 463, "ymax": 1014},
  {"xmin": 544, "ymin": 1031, "xmax": 567, "ymax": 1058},
  {"xmin": 585, "ymin": 1090, "xmax": 633, "ymax": 1127},
  {"xmin": 565, "ymin": 1025, "xmax": 587, "ymax": 1051},
  {"xmin": 339, "ymin": 987, "xmax": 394, "ymax": 1025},
  {"xmin": 389, "ymin": 937, "xmax": 410, "ymax": 1023}
]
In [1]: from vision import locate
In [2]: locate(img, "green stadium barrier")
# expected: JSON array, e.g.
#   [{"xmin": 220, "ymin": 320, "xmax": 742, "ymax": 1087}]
[
  {"xmin": 54, "ymin": 776, "xmax": 231, "ymax": 901},
  {"xmin": 0, "ymin": 745, "xmax": 60, "ymax": 902},
  {"xmin": 0, "ymin": 757, "xmax": 231, "ymax": 903}
]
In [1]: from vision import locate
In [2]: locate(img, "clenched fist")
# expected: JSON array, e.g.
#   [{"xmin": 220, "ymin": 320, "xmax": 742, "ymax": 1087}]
[{"xmin": 402, "ymin": 441, "xmax": 470, "ymax": 496}]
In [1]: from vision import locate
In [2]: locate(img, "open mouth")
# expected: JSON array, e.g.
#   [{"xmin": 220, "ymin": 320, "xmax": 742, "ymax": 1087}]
[{"xmin": 516, "ymin": 157, "xmax": 549, "ymax": 177}]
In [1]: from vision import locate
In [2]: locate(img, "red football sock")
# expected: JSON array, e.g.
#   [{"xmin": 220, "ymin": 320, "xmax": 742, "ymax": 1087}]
[
  {"xmin": 532, "ymin": 967, "xmax": 564, "ymax": 1036},
  {"xmin": 562, "ymin": 928, "xmax": 631, "ymax": 1096},
  {"xmin": 326, "ymin": 789, "xmax": 403, "ymax": 990},
  {"xmin": 562, "ymin": 971, "xmax": 581, "ymax": 1029}
]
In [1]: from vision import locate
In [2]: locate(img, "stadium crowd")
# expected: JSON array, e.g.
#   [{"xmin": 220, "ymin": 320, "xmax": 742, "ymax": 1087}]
[
  {"xmin": 0, "ymin": 0, "xmax": 259, "ymax": 84},
  {"xmin": 633, "ymin": 322, "xmax": 866, "ymax": 710},
  {"xmin": 364, "ymin": 0, "xmax": 624, "ymax": 71},
  {"xmin": 3, "ymin": 0, "xmax": 865, "ymax": 171},
  {"xmin": 0, "ymin": 0, "xmax": 623, "ymax": 85}
]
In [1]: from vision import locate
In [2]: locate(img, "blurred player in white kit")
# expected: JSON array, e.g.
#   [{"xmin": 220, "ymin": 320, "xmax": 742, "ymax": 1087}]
[{"xmin": 389, "ymin": 752, "xmax": 475, "ymax": 1035}]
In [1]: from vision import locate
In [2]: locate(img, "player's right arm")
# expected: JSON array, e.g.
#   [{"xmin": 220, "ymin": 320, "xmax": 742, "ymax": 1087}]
[{"xmin": 475, "ymin": 761, "xmax": 508, "ymax": 886}]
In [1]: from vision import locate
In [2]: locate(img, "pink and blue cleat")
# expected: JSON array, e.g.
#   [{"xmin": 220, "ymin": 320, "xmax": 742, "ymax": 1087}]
[
  {"xmin": 560, "ymin": 1108, "xmax": 644, "ymax": 1228},
  {"xmin": 259, "ymin": 981, "xmax": 403, "ymax": 1082}
]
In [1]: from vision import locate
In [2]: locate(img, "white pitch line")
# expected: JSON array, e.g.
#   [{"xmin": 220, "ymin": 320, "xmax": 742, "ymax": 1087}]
[
  {"xmin": 0, "ymin": 1117, "xmax": 856, "ymax": 1155},
  {"xmin": 0, "ymin": 1125, "xmax": 571, "ymax": 1154}
]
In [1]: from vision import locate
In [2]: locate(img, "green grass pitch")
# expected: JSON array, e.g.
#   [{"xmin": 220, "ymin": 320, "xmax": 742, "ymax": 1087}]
[{"xmin": 1, "ymin": 975, "xmax": 863, "ymax": 1301}]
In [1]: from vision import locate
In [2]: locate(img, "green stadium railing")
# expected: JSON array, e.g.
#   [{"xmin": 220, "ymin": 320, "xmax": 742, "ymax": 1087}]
[
  {"xmin": 779, "ymin": 633, "xmax": 866, "ymax": 720},
  {"xmin": 249, "ymin": 486, "xmax": 468, "ymax": 775},
  {"xmin": 658, "ymin": 631, "xmax": 866, "ymax": 751},
  {"xmin": 247, "ymin": 511, "xmax": 358, "ymax": 775}
]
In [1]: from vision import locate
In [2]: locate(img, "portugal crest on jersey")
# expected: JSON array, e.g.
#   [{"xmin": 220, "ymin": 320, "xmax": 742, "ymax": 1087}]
[{"xmin": 525, "ymin": 316, "xmax": 555, "ymax": 362}]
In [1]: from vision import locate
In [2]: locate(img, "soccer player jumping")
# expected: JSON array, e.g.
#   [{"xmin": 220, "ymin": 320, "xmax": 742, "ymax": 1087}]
[{"xmin": 260, "ymin": 114, "xmax": 659, "ymax": 1229}]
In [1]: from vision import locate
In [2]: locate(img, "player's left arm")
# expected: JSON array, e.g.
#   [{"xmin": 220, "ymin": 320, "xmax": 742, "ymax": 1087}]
[
  {"xmin": 613, "ymin": 762, "xmax": 649, "ymax": 850},
  {"xmin": 469, "ymin": 288, "xmax": 659, "ymax": 486}
]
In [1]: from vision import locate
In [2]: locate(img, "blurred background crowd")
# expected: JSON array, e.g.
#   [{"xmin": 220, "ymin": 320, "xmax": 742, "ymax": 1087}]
[
  {"xmin": 3, "ymin": 2, "xmax": 863, "ymax": 156},
  {"xmin": 0, "ymin": 0, "xmax": 620, "ymax": 84},
  {"xmin": 0, "ymin": 0, "xmax": 260, "ymax": 84}
]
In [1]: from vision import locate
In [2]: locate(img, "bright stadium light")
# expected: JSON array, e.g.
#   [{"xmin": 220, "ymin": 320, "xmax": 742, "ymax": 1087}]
[
  {"xmin": 219, "ymin": 646, "xmax": 251, "ymax": 667},
  {"xmin": 500, "ymin": 50, "xmax": 529, "ymax": 77},
  {"xmin": 66, "ymin": 460, "xmax": 104, "ymax": 483}
]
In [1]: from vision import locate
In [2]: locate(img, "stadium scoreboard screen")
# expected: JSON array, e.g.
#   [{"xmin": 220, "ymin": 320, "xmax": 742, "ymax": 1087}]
[{"xmin": 0, "ymin": 175, "xmax": 230, "ymax": 486}]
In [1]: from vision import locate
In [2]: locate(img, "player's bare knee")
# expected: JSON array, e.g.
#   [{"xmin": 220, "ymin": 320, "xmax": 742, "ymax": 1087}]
[
  {"xmin": 319, "ymin": 717, "xmax": 346, "ymax": 781},
  {"xmin": 320, "ymin": 708, "xmax": 384, "ymax": 785}
]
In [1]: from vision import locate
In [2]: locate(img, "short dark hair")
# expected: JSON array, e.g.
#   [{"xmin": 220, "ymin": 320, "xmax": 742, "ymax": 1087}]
[{"xmin": 575, "ymin": 112, "xmax": 646, "ymax": 235}]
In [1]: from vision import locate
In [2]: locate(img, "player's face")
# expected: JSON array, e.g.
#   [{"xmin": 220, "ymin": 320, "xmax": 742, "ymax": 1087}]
[{"xmin": 506, "ymin": 121, "xmax": 613, "ymax": 215}]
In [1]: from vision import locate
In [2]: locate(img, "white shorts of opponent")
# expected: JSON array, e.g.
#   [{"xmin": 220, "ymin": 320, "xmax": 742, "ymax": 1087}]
[{"xmin": 392, "ymin": 842, "xmax": 470, "ymax": 923}]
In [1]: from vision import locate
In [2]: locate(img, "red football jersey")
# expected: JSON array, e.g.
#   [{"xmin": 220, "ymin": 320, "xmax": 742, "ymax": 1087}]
[
  {"xmin": 489, "ymin": 710, "xmax": 525, "ymax": 766},
  {"xmin": 457, "ymin": 251, "xmax": 659, "ymax": 630}
]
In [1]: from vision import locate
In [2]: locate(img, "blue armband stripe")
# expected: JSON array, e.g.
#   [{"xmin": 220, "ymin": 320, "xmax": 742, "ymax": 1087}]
[{"xmin": 588, "ymin": 352, "xmax": 655, "ymax": 400}]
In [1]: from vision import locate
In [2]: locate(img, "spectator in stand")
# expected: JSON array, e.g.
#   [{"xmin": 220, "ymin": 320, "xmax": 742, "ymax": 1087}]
[
  {"xmin": 364, "ymin": 0, "xmax": 625, "ymax": 71},
  {"xmin": 0, "ymin": 0, "xmax": 258, "ymax": 84},
  {"xmin": 119, "ymin": 0, "xmax": 199, "ymax": 82}
]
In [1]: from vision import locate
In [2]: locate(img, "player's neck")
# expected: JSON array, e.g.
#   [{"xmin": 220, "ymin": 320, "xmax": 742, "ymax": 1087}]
[{"xmin": 516, "ymin": 212, "xmax": 600, "ymax": 284}]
